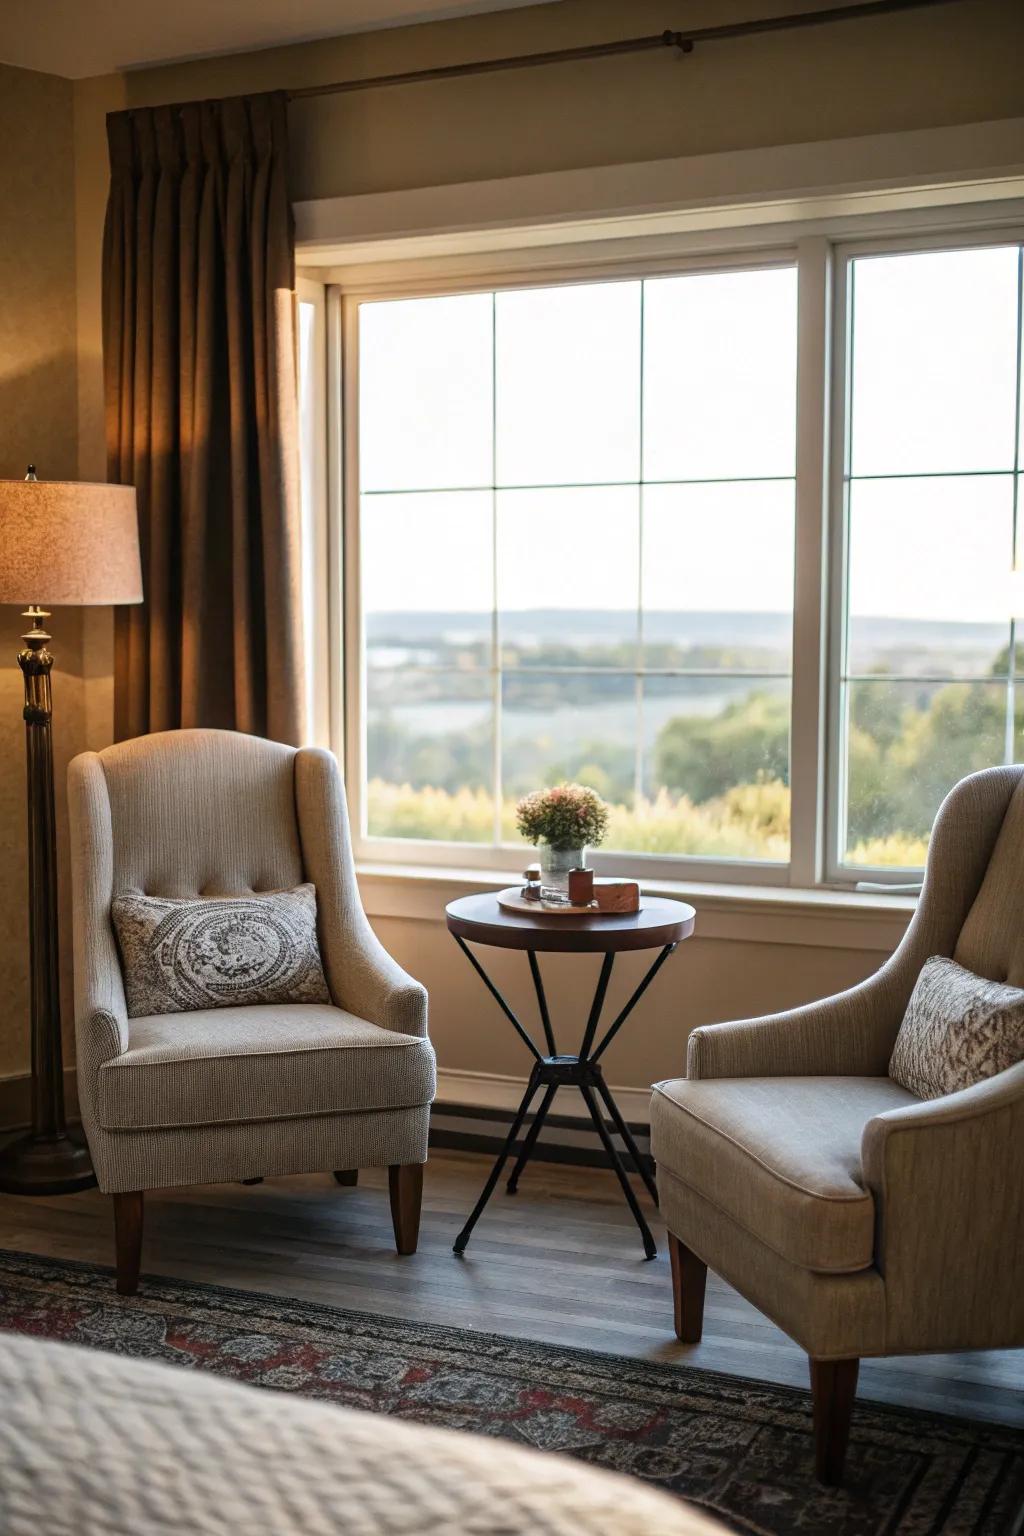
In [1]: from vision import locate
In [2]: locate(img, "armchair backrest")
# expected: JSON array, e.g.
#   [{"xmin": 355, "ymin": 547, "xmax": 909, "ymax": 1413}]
[
  {"xmin": 68, "ymin": 729, "xmax": 370, "ymax": 1030},
  {"xmin": 95, "ymin": 728, "xmax": 303, "ymax": 900},
  {"xmin": 896, "ymin": 765, "xmax": 1024, "ymax": 998},
  {"xmin": 952, "ymin": 770, "xmax": 1024, "ymax": 987}
]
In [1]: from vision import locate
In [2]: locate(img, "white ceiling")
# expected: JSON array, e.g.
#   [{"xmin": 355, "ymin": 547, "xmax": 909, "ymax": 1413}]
[{"xmin": 0, "ymin": 0, "xmax": 562, "ymax": 81}]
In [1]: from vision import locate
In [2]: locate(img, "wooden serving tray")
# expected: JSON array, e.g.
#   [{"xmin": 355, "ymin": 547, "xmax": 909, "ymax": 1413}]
[{"xmin": 497, "ymin": 887, "xmax": 639, "ymax": 917}]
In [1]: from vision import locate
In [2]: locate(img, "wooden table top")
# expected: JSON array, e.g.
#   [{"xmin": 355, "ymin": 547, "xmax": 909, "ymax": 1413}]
[{"xmin": 445, "ymin": 891, "xmax": 696, "ymax": 953}]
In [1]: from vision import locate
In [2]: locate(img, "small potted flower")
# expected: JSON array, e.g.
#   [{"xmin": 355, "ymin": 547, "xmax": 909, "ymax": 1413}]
[{"xmin": 515, "ymin": 783, "xmax": 609, "ymax": 900}]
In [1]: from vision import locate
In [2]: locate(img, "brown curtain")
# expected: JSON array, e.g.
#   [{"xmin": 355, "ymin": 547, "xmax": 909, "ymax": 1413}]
[{"xmin": 103, "ymin": 92, "xmax": 303, "ymax": 745}]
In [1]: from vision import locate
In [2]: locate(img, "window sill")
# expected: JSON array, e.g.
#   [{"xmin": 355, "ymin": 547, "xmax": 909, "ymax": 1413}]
[{"xmin": 356, "ymin": 861, "xmax": 915, "ymax": 953}]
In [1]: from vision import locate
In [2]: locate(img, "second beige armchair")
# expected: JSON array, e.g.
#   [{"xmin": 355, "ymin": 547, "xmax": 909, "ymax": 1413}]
[
  {"xmin": 652, "ymin": 765, "xmax": 1024, "ymax": 1485},
  {"xmin": 68, "ymin": 729, "xmax": 435, "ymax": 1294}
]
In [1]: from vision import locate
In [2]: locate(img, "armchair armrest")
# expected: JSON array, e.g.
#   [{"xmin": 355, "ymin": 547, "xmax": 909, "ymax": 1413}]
[
  {"xmin": 77, "ymin": 1006, "xmax": 129, "ymax": 1074},
  {"xmin": 295, "ymin": 747, "xmax": 428, "ymax": 1039},
  {"xmin": 342, "ymin": 927, "xmax": 429, "ymax": 1040},
  {"xmin": 73, "ymin": 939, "xmax": 130, "ymax": 1080},
  {"xmin": 860, "ymin": 1062, "xmax": 1024, "ymax": 1351},
  {"xmin": 686, "ymin": 971, "xmax": 901, "ymax": 1080},
  {"xmin": 73, "ymin": 997, "xmax": 129, "ymax": 1161},
  {"xmin": 67, "ymin": 751, "xmax": 131, "ymax": 1085}
]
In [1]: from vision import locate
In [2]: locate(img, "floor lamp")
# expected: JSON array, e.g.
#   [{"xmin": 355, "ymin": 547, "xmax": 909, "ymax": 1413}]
[{"xmin": 0, "ymin": 468, "xmax": 141, "ymax": 1195}]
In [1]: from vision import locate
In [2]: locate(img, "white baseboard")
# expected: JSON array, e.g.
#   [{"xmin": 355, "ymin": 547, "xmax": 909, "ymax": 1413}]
[{"xmin": 435, "ymin": 1067, "xmax": 652, "ymax": 1126}]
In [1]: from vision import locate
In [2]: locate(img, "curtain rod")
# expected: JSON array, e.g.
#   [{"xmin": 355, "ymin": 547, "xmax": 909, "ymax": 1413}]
[{"xmin": 287, "ymin": 0, "xmax": 961, "ymax": 101}]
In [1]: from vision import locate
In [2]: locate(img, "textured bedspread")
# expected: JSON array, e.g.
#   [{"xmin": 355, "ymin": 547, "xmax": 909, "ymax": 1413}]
[{"xmin": 0, "ymin": 1330, "xmax": 723, "ymax": 1535}]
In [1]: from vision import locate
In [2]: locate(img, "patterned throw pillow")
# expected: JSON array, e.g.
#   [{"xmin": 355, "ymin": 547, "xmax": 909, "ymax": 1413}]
[
  {"xmin": 889, "ymin": 955, "xmax": 1024, "ymax": 1100},
  {"xmin": 112, "ymin": 884, "xmax": 332, "ymax": 1019}
]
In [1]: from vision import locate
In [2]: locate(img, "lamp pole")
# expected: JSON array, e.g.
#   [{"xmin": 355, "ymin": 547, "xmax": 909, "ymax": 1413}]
[{"xmin": 0, "ymin": 470, "xmax": 95, "ymax": 1194}]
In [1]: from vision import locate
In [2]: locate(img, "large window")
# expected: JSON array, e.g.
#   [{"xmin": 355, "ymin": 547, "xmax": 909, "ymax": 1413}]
[
  {"xmin": 357, "ymin": 267, "xmax": 798, "ymax": 869},
  {"xmin": 835, "ymin": 243, "xmax": 1024, "ymax": 872},
  {"xmin": 331, "ymin": 230, "xmax": 1024, "ymax": 885}
]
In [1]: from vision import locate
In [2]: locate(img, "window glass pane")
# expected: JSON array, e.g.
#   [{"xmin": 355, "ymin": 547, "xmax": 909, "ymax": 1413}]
[
  {"xmin": 844, "ymin": 680, "xmax": 1010, "ymax": 866},
  {"xmin": 495, "ymin": 281, "xmax": 641, "ymax": 486},
  {"xmin": 846, "ymin": 476, "xmax": 1013, "ymax": 677},
  {"xmin": 642, "ymin": 482, "xmax": 794, "ymax": 669},
  {"xmin": 298, "ymin": 300, "xmax": 321, "ymax": 739},
  {"xmin": 298, "ymin": 301, "xmax": 317, "ymax": 531},
  {"xmin": 501, "ymin": 671, "xmax": 637, "ymax": 810},
  {"xmin": 611, "ymin": 676, "xmax": 791, "ymax": 860},
  {"xmin": 363, "ymin": 491, "xmax": 493, "ymax": 667},
  {"xmin": 359, "ymin": 294, "xmax": 493, "ymax": 492},
  {"xmin": 497, "ymin": 486, "xmax": 639, "ymax": 666},
  {"xmin": 839, "ymin": 245, "xmax": 1022, "ymax": 872},
  {"xmin": 357, "ymin": 268, "xmax": 799, "ymax": 863},
  {"xmin": 366, "ymin": 669, "xmax": 493, "ymax": 843},
  {"xmin": 643, "ymin": 267, "xmax": 797, "ymax": 481},
  {"xmin": 849, "ymin": 247, "xmax": 1019, "ymax": 477},
  {"xmin": 1017, "ymin": 482, "xmax": 1024, "ymax": 670}
]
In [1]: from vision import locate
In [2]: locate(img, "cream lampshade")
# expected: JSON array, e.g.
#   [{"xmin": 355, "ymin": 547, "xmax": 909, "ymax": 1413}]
[
  {"xmin": 0, "ymin": 477, "xmax": 142, "ymax": 607},
  {"xmin": 0, "ymin": 470, "xmax": 141, "ymax": 1196}
]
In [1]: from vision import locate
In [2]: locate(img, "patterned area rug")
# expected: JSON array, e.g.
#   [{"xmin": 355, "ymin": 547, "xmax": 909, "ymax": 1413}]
[{"xmin": 0, "ymin": 1249, "xmax": 1020, "ymax": 1536}]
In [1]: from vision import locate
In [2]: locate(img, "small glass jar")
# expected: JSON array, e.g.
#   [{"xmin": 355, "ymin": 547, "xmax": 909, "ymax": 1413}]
[{"xmin": 539, "ymin": 844, "xmax": 586, "ymax": 902}]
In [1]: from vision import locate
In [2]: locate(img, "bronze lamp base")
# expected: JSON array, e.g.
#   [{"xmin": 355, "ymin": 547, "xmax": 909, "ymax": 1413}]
[{"xmin": 0, "ymin": 1127, "xmax": 96, "ymax": 1196}]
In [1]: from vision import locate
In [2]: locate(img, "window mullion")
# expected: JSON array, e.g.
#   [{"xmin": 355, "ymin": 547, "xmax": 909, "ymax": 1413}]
[
  {"xmin": 490, "ymin": 292, "xmax": 503, "ymax": 847},
  {"xmin": 636, "ymin": 281, "xmax": 646, "ymax": 810},
  {"xmin": 338, "ymin": 289, "xmax": 364, "ymax": 839},
  {"xmin": 788, "ymin": 236, "xmax": 833, "ymax": 889},
  {"xmin": 1009, "ymin": 246, "xmax": 1024, "ymax": 764}
]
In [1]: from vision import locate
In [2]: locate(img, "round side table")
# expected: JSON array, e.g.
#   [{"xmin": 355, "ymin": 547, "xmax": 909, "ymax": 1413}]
[{"xmin": 445, "ymin": 892, "xmax": 696, "ymax": 1259}]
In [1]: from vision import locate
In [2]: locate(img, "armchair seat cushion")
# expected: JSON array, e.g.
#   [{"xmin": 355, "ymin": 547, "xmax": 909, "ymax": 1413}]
[
  {"xmin": 650, "ymin": 1075, "xmax": 918, "ymax": 1274},
  {"xmin": 96, "ymin": 1004, "xmax": 436, "ymax": 1132}
]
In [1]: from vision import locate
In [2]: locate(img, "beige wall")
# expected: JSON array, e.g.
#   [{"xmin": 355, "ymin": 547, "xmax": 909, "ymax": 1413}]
[
  {"xmin": 2, "ymin": 0, "xmax": 1013, "ymax": 1102},
  {"xmin": 119, "ymin": 0, "xmax": 1024, "ymax": 201},
  {"xmin": 0, "ymin": 66, "xmax": 77, "ymax": 483},
  {"xmin": 0, "ymin": 63, "xmax": 84, "ymax": 1080}
]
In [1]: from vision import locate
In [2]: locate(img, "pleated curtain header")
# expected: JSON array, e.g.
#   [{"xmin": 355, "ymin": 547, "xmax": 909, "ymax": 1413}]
[
  {"xmin": 105, "ymin": 93, "xmax": 294, "ymax": 290},
  {"xmin": 107, "ymin": 92, "xmax": 288, "ymax": 168}
]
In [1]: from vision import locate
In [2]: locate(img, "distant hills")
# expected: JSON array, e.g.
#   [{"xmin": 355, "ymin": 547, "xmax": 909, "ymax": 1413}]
[{"xmin": 367, "ymin": 609, "xmax": 1006, "ymax": 672}]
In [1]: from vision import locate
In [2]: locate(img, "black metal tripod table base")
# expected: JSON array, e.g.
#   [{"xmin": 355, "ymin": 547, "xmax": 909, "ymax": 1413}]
[{"xmin": 445, "ymin": 892, "xmax": 696, "ymax": 1261}]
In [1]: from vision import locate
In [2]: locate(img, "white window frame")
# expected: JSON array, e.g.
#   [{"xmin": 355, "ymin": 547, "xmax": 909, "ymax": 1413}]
[
  {"xmin": 296, "ymin": 275, "xmax": 338, "ymax": 751},
  {"xmin": 824, "ymin": 225, "xmax": 1024, "ymax": 886},
  {"xmin": 311, "ymin": 208, "xmax": 1024, "ymax": 891}
]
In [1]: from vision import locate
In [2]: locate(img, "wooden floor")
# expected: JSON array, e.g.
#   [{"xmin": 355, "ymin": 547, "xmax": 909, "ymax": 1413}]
[{"xmin": 0, "ymin": 1149, "xmax": 1020, "ymax": 1428}]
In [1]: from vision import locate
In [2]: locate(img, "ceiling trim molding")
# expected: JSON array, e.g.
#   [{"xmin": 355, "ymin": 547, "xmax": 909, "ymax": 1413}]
[{"xmin": 295, "ymin": 116, "xmax": 1024, "ymax": 274}]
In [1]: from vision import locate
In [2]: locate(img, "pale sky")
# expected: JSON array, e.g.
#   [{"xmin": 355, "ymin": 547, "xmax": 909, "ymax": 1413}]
[{"xmin": 355, "ymin": 250, "xmax": 1022, "ymax": 626}]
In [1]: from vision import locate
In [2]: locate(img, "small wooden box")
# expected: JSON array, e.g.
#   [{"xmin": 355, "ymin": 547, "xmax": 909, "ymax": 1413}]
[{"xmin": 593, "ymin": 879, "xmax": 640, "ymax": 913}]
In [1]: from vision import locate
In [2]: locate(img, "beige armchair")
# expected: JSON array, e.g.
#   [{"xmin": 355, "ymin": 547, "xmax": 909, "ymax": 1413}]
[
  {"xmin": 651, "ymin": 765, "xmax": 1024, "ymax": 1485},
  {"xmin": 68, "ymin": 729, "xmax": 435, "ymax": 1294}
]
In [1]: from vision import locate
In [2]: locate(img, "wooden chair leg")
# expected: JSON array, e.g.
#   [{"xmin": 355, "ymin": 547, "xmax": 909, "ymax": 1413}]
[
  {"xmin": 388, "ymin": 1163, "xmax": 423, "ymax": 1255},
  {"xmin": 113, "ymin": 1191, "xmax": 143, "ymax": 1296},
  {"xmin": 668, "ymin": 1231, "xmax": 707, "ymax": 1343},
  {"xmin": 333, "ymin": 1170, "xmax": 358, "ymax": 1187},
  {"xmin": 809, "ymin": 1357, "xmax": 859, "ymax": 1485}
]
